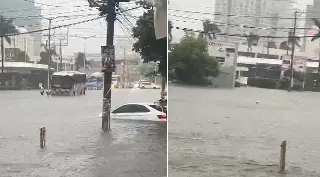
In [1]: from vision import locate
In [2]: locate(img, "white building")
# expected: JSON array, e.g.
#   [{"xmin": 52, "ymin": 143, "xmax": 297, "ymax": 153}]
[
  {"xmin": 1, "ymin": 0, "xmax": 42, "ymax": 57},
  {"xmin": 214, "ymin": 0, "xmax": 296, "ymax": 46},
  {"xmin": 0, "ymin": 27, "xmax": 35, "ymax": 62}
]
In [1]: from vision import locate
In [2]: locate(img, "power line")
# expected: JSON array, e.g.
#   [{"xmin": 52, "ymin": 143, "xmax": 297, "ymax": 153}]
[
  {"xmin": 1, "ymin": 15, "xmax": 106, "ymax": 37},
  {"xmin": 3, "ymin": 5, "xmax": 142, "ymax": 37},
  {"xmin": 23, "ymin": 0, "xmax": 90, "ymax": 8},
  {"xmin": 169, "ymin": 14, "xmax": 313, "ymax": 30},
  {"xmin": 168, "ymin": 8, "xmax": 317, "ymax": 20},
  {"xmin": 4, "ymin": 8, "xmax": 98, "ymax": 20},
  {"xmin": 172, "ymin": 26, "xmax": 318, "ymax": 39}
]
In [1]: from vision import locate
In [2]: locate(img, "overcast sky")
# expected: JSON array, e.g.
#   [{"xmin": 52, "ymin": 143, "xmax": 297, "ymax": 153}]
[
  {"xmin": 36, "ymin": 0, "xmax": 315, "ymax": 56},
  {"xmin": 169, "ymin": 0, "xmax": 314, "ymax": 43},
  {"xmin": 34, "ymin": 0, "xmax": 142, "ymax": 57}
]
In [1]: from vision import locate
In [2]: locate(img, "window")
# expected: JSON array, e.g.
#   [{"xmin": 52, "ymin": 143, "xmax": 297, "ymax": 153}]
[
  {"xmin": 112, "ymin": 104, "xmax": 150, "ymax": 113},
  {"xmin": 149, "ymin": 105, "xmax": 164, "ymax": 112}
]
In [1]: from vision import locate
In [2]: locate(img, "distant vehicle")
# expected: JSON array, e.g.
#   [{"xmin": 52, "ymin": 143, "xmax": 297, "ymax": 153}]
[
  {"xmin": 86, "ymin": 72, "xmax": 103, "ymax": 90},
  {"xmin": 140, "ymin": 82, "xmax": 161, "ymax": 89},
  {"xmin": 51, "ymin": 71, "xmax": 86, "ymax": 96},
  {"xmin": 98, "ymin": 102, "xmax": 167, "ymax": 121}
]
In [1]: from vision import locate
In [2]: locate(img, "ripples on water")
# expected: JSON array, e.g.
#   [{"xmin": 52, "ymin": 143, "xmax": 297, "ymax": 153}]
[
  {"xmin": 0, "ymin": 90, "xmax": 166, "ymax": 177},
  {"xmin": 168, "ymin": 85, "xmax": 320, "ymax": 177}
]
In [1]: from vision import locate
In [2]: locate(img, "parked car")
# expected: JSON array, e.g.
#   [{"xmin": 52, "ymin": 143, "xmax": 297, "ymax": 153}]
[
  {"xmin": 98, "ymin": 102, "xmax": 167, "ymax": 121},
  {"xmin": 140, "ymin": 82, "xmax": 161, "ymax": 89}
]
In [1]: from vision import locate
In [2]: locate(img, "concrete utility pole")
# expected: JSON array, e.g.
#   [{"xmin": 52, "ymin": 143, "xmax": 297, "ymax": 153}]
[
  {"xmin": 48, "ymin": 19, "xmax": 52, "ymax": 90},
  {"xmin": 59, "ymin": 39, "xmax": 62, "ymax": 71},
  {"xmin": 289, "ymin": 11, "xmax": 298, "ymax": 92},
  {"xmin": 100, "ymin": 0, "xmax": 129, "ymax": 131}
]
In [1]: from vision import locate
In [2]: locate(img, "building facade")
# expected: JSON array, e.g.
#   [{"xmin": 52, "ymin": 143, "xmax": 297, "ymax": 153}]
[
  {"xmin": 1, "ymin": 0, "xmax": 42, "ymax": 57},
  {"xmin": 0, "ymin": 27, "xmax": 35, "ymax": 62},
  {"xmin": 214, "ymin": 0, "xmax": 296, "ymax": 47},
  {"xmin": 302, "ymin": 0, "xmax": 320, "ymax": 55}
]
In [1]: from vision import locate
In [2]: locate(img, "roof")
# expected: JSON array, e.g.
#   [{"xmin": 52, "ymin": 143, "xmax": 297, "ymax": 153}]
[
  {"xmin": 2, "ymin": 62, "xmax": 55, "ymax": 70},
  {"xmin": 89, "ymin": 72, "xmax": 103, "ymax": 77},
  {"xmin": 237, "ymin": 56, "xmax": 283, "ymax": 65},
  {"xmin": 52, "ymin": 71, "xmax": 86, "ymax": 76}
]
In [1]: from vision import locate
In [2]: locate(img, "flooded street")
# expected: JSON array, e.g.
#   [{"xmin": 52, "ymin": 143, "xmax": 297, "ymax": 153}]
[
  {"xmin": 168, "ymin": 85, "xmax": 320, "ymax": 177},
  {"xmin": 0, "ymin": 89, "xmax": 166, "ymax": 177}
]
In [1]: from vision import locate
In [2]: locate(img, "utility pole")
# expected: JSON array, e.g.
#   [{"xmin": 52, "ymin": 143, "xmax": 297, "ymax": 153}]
[
  {"xmin": 76, "ymin": 35, "xmax": 95, "ymax": 73},
  {"xmin": 48, "ymin": 19, "xmax": 52, "ymax": 90},
  {"xmin": 267, "ymin": 36, "xmax": 270, "ymax": 56},
  {"xmin": 101, "ymin": 0, "xmax": 129, "ymax": 131},
  {"xmin": 289, "ymin": 11, "xmax": 297, "ymax": 92},
  {"xmin": 59, "ymin": 39, "xmax": 62, "ymax": 72}
]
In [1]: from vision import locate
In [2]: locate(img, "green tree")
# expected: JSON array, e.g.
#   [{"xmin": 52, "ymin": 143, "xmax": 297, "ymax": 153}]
[
  {"xmin": 245, "ymin": 32, "xmax": 259, "ymax": 52},
  {"xmin": 38, "ymin": 44, "xmax": 57, "ymax": 65},
  {"xmin": 198, "ymin": 20, "xmax": 220, "ymax": 41},
  {"xmin": 16, "ymin": 50, "xmax": 30, "ymax": 62},
  {"xmin": 0, "ymin": 16, "xmax": 19, "ymax": 73},
  {"xmin": 75, "ymin": 52, "xmax": 91, "ymax": 71},
  {"xmin": 280, "ymin": 31, "xmax": 300, "ymax": 55},
  {"xmin": 169, "ymin": 34, "xmax": 219, "ymax": 85},
  {"xmin": 311, "ymin": 18, "xmax": 320, "ymax": 74},
  {"xmin": 131, "ymin": 3, "xmax": 167, "ymax": 91}
]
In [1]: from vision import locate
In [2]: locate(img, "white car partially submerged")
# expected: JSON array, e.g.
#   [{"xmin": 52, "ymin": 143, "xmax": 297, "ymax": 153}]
[
  {"xmin": 140, "ymin": 82, "xmax": 161, "ymax": 89},
  {"xmin": 98, "ymin": 102, "xmax": 167, "ymax": 121}
]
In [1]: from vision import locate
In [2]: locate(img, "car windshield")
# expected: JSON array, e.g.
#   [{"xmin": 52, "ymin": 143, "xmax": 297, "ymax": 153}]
[{"xmin": 149, "ymin": 104, "xmax": 164, "ymax": 112}]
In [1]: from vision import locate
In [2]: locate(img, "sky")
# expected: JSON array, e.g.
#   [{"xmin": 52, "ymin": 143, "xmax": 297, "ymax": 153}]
[
  {"xmin": 21, "ymin": 0, "xmax": 315, "ymax": 57},
  {"xmin": 31, "ymin": 0, "xmax": 143, "ymax": 57},
  {"xmin": 169, "ymin": 0, "xmax": 314, "ymax": 43}
]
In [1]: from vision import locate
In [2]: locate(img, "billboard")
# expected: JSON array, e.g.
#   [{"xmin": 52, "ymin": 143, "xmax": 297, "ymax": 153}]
[{"xmin": 207, "ymin": 41, "xmax": 239, "ymax": 88}]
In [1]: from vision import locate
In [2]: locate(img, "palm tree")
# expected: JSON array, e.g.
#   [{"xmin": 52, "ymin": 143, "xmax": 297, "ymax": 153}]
[
  {"xmin": 0, "ymin": 16, "xmax": 18, "ymax": 73},
  {"xmin": 38, "ymin": 44, "xmax": 57, "ymax": 65},
  {"xmin": 199, "ymin": 20, "xmax": 220, "ymax": 41},
  {"xmin": 311, "ymin": 18, "xmax": 320, "ymax": 74},
  {"xmin": 280, "ymin": 31, "xmax": 300, "ymax": 55},
  {"xmin": 245, "ymin": 32, "xmax": 259, "ymax": 52},
  {"xmin": 168, "ymin": 20, "xmax": 173, "ymax": 49}
]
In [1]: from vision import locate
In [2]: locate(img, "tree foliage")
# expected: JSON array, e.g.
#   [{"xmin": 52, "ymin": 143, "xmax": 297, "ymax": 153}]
[
  {"xmin": 75, "ymin": 52, "xmax": 91, "ymax": 71},
  {"xmin": 0, "ymin": 16, "xmax": 18, "ymax": 44},
  {"xmin": 169, "ymin": 34, "xmax": 220, "ymax": 85},
  {"xmin": 245, "ymin": 32, "xmax": 260, "ymax": 52},
  {"xmin": 198, "ymin": 20, "xmax": 220, "ymax": 41},
  {"xmin": 38, "ymin": 44, "xmax": 57, "ymax": 65},
  {"xmin": 16, "ymin": 50, "xmax": 30, "ymax": 62},
  {"xmin": 131, "ymin": 3, "xmax": 166, "ymax": 78}
]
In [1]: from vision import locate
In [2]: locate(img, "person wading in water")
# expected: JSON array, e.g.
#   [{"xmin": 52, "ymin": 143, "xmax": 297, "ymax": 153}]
[{"xmin": 40, "ymin": 85, "xmax": 44, "ymax": 96}]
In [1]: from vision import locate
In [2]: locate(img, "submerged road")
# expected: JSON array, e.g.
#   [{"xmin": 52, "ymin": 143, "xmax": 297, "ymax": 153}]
[
  {"xmin": 0, "ymin": 89, "xmax": 166, "ymax": 177},
  {"xmin": 169, "ymin": 85, "xmax": 320, "ymax": 177}
]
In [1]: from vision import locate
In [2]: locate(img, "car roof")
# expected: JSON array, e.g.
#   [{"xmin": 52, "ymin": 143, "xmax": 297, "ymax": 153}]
[
  {"xmin": 121, "ymin": 102, "xmax": 156, "ymax": 106},
  {"xmin": 115, "ymin": 102, "xmax": 163, "ymax": 112}
]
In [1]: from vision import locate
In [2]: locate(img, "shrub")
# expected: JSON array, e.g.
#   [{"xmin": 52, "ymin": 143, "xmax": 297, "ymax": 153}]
[{"xmin": 247, "ymin": 77, "xmax": 279, "ymax": 89}]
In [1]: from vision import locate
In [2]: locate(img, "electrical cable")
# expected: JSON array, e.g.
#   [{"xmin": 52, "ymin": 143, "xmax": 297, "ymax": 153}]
[
  {"xmin": 168, "ymin": 8, "xmax": 316, "ymax": 20},
  {"xmin": 171, "ymin": 25, "xmax": 319, "ymax": 39},
  {"xmin": 169, "ymin": 14, "xmax": 313, "ymax": 30}
]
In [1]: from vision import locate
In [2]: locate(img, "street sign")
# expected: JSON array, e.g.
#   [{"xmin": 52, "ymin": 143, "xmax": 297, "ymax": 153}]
[
  {"xmin": 101, "ymin": 45, "xmax": 115, "ymax": 72},
  {"xmin": 207, "ymin": 41, "xmax": 238, "ymax": 67}
]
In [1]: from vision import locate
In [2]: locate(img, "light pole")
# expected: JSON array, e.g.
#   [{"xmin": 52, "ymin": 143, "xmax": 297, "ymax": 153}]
[{"xmin": 76, "ymin": 35, "xmax": 96, "ymax": 73}]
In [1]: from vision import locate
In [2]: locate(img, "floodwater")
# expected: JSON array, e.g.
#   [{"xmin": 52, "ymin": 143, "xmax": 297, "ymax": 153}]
[
  {"xmin": 168, "ymin": 84, "xmax": 320, "ymax": 177},
  {"xmin": 0, "ymin": 89, "xmax": 166, "ymax": 177}
]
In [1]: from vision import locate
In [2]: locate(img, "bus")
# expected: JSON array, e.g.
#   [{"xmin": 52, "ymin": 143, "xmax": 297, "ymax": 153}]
[
  {"xmin": 51, "ymin": 71, "xmax": 86, "ymax": 96},
  {"xmin": 86, "ymin": 72, "xmax": 103, "ymax": 90}
]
